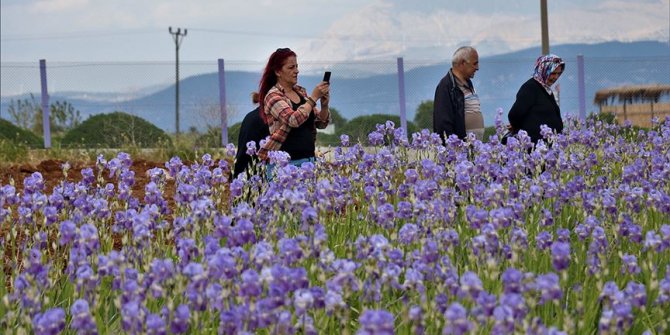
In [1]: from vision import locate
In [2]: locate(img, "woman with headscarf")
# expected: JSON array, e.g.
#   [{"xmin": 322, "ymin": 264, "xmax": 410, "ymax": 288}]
[{"xmin": 507, "ymin": 54, "xmax": 565, "ymax": 144}]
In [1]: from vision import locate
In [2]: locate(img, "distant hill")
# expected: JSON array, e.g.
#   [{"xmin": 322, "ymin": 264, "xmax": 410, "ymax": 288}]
[{"xmin": 2, "ymin": 41, "xmax": 668, "ymax": 132}]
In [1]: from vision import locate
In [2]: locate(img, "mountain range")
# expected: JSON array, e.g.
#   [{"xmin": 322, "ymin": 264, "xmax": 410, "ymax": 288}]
[{"xmin": 1, "ymin": 41, "xmax": 668, "ymax": 132}]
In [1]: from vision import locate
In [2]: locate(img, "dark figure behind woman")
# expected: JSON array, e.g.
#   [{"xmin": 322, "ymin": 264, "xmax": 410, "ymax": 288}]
[{"xmin": 233, "ymin": 93, "xmax": 269, "ymax": 178}]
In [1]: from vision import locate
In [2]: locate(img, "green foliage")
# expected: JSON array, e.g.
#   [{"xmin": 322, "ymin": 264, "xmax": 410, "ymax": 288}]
[
  {"xmin": 7, "ymin": 95, "xmax": 82, "ymax": 135},
  {"xmin": 194, "ymin": 123, "xmax": 241, "ymax": 148},
  {"xmin": 7, "ymin": 94, "xmax": 40, "ymax": 130},
  {"xmin": 587, "ymin": 111, "xmax": 617, "ymax": 124},
  {"xmin": 413, "ymin": 100, "xmax": 433, "ymax": 130},
  {"xmin": 336, "ymin": 114, "xmax": 418, "ymax": 145},
  {"xmin": 483, "ymin": 126, "xmax": 497, "ymax": 142},
  {"xmin": 328, "ymin": 107, "xmax": 347, "ymax": 129},
  {"xmin": 316, "ymin": 132, "xmax": 341, "ymax": 147},
  {"xmin": 0, "ymin": 139, "xmax": 30, "ymax": 163},
  {"xmin": 0, "ymin": 118, "xmax": 43, "ymax": 148},
  {"xmin": 33, "ymin": 100, "xmax": 82, "ymax": 134},
  {"xmin": 60, "ymin": 111, "xmax": 172, "ymax": 148}
]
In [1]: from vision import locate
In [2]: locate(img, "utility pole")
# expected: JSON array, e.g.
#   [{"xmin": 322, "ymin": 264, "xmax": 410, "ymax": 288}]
[
  {"xmin": 540, "ymin": 0, "xmax": 549, "ymax": 55},
  {"xmin": 169, "ymin": 26, "xmax": 187, "ymax": 139}
]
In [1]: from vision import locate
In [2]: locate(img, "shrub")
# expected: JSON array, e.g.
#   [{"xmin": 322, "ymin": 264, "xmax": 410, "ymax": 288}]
[
  {"xmin": 194, "ymin": 123, "xmax": 241, "ymax": 148},
  {"xmin": 61, "ymin": 112, "xmax": 172, "ymax": 148},
  {"xmin": 316, "ymin": 132, "xmax": 341, "ymax": 147},
  {"xmin": 483, "ymin": 126, "xmax": 497, "ymax": 142},
  {"xmin": 336, "ymin": 114, "xmax": 418, "ymax": 145},
  {"xmin": 413, "ymin": 100, "xmax": 433, "ymax": 130},
  {"xmin": 0, "ymin": 118, "xmax": 43, "ymax": 148}
]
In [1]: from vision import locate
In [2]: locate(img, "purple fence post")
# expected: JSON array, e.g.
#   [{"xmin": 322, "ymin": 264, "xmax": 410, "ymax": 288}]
[
  {"xmin": 39, "ymin": 59, "xmax": 51, "ymax": 148},
  {"xmin": 577, "ymin": 54, "xmax": 586, "ymax": 120},
  {"xmin": 396, "ymin": 57, "xmax": 408, "ymax": 134},
  {"xmin": 218, "ymin": 59, "xmax": 228, "ymax": 146}
]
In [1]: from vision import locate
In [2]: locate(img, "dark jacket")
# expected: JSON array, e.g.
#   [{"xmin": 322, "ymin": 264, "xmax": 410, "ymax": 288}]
[
  {"xmin": 508, "ymin": 78, "xmax": 563, "ymax": 143},
  {"xmin": 233, "ymin": 107, "xmax": 270, "ymax": 178},
  {"xmin": 433, "ymin": 70, "xmax": 470, "ymax": 141}
]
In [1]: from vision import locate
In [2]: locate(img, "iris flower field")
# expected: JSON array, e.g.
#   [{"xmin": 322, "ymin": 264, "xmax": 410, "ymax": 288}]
[{"xmin": 1, "ymin": 114, "xmax": 669, "ymax": 334}]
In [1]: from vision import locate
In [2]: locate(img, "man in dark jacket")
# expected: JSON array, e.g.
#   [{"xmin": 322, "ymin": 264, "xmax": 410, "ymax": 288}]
[
  {"xmin": 433, "ymin": 46, "xmax": 481, "ymax": 143},
  {"xmin": 233, "ymin": 106, "xmax": 270, "ymax": 178}
]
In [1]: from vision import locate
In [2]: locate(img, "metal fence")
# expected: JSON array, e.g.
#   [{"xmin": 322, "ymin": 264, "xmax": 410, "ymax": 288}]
[{"xmin": 2, "ymin": 55, "xmax": 669, "ymax": 145}]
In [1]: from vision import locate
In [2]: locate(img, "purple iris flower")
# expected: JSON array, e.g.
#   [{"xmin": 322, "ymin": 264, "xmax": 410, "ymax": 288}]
[
  {"xmin": 325, "ymin": 290, "xmax": 346, "ymax": 314},
  {"xmin": 357, "ymin": 309, "xmax": 395, "ymax": 335},
  {"xmin": 32, "ymin": 307, "xmax": 66, "ymax": 335},
  {"xmin": 460, "ymin": 271, "xmax": 483, "ymax": 300},
  {"xmin": 474, "ymin": 291, "xmax": 497, "ymax": 319},
  {"xmin": 500, "ymin": 292, "xmax": 527, "ymax": 320},
  {"xmin": 556, "ymin": 228, "xmax": 570, "ymax": 243},
  {"xmin": 624, "ymin": 281, "xmax": 647, "ymax": 308},
  {"xmin": 70, "ymin": 299, "xmax": 98, "ymax": 335},
  {"xmin": 502, "ymin": 268, "xmax": 523, "ymax": 294},
  {"xmin": 150, "ymin": 258, "xmax": 175, "ymax": 283},
  {"xmin": 398, "ymin": 223, "xmax": 419, "ymax": 245},
  {"xmin": 121, "ymin": 300, "xmax": 145, "ymax": 334},
  {"xmin": 551, "ymin": 241, "xmax": 570, "ymax": 272},
  {"xmin": 443, "ymin": 302, "xmax": 472, "ymax": 335},
  {"xmin": 294, "ymin": 288, "xmax": 315, "ymax": 315},
  {"xmin": 535, "ymin": 272, "xmax": 562, "ymax": 304},
  {"xmin": 146, "ymin": 313, "xmax": 167, "ymax": 335},
  {"xmin": 23, "ymin": 172, "xmax": 45, "ymax": 195},
  {"xmin": 643, "ymin": 230, "xmax": 662, "ymax": 251},
  {"xmin": 170, "ymin": 304, "xmax": 190, "ymax": 334},
  {"xmin": 620, "ymin": 254, "xmax": 641, "ymax": 275},
  {"xmin": 657, "ymin": 272, "xmax": 670, "ymax": 304},
  {"xmin": 492, "ymin": 305, "xmax": 515, "ymax": 334},
  {"xmin": 79, "ymin": 223, "xmax": 100, "ymax": 253},
  {"xmin": 59, "ymin": 220, "xmax": 77, "ymax": 245},
  {"xmin": 340, "ymin": 134, "xmax": 350, "ymax": 146},
  {"xmin": 536, "ymin": 231, "xmax": 553, "ymax": 250}
]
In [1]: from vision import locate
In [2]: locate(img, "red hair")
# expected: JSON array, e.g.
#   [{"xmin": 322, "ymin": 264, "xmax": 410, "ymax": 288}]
[{"xmin": 258, "ymin": 48, "xmax": 296, "ymax": 124}]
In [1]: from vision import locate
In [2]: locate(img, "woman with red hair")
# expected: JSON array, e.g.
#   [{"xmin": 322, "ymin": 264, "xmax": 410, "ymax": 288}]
[{"xmin": 256, "ymin": 48, "xmax": 330, "ymax": 177}]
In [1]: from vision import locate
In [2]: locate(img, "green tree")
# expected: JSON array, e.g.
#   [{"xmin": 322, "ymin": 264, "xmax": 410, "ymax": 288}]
[
  {"xmin": 194, "ymin": 123, "xmax": 242, "ymax": 148},
  {"xmin": 61, "ymin": 111, "xmax": 171, "ymax": 148},
  {"xmin": 8, "ymin": 94, "xmax": 39, "ymax": 130},
  {"xmin": 414, "ymin": 100, "xmax": 433, "ymax": 131},
  {"xmin": 328, "ymin": 107, "xmax": 347, "ymax": 129},
  {"xmin": 587, "ymin": 111, "xmax": 617, "ymax": 125},
  {"xmin": 336, "ymin": 114, "xmax": 418, "ymax": 145},
  {"xmin": 0, "ymin": 118, "xmax": 43, "ymax": 148},
  {"xmin": 32, "ymin": 100, "xmax": 82, "ymax": 134},
  {"xmin": 7, "ymin": 95, "xmax": 82, "ymax": 135}
]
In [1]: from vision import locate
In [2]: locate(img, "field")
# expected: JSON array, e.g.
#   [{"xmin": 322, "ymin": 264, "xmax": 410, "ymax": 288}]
[{"xmin": 1, "ymin": 117, "xmax": 669, "ymax": 334}]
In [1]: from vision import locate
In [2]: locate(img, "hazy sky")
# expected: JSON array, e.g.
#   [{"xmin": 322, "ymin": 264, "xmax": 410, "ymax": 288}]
[{"xmin": 2, "ymin": 0, "xmax": 669, "ymax": 63}]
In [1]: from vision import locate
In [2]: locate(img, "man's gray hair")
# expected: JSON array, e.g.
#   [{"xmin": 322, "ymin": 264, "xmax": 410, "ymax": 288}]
[{"xmin": 452, "ymin": 46, "xmax": 476, "ymax": 66}]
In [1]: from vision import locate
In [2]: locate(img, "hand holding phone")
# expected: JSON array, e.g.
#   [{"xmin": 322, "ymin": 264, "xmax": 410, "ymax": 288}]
[{"xmin": 322, "ymin": 71, "xmax": 331, "ymax": 83}]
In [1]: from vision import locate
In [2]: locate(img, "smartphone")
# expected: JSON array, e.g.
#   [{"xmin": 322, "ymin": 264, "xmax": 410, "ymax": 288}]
[{"xmin": 322, "ymin": 71, "xmax": 331, "ymax": 83}]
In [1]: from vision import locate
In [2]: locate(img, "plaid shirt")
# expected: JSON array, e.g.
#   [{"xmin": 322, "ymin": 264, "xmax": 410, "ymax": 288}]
[{"xmin": 258, "ymin": 84, "xmax": 329, "ymax": 161}]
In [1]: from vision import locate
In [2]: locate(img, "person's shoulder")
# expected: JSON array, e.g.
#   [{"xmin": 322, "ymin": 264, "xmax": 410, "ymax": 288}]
[
  {"xmin": 436, "ymin": 71, "xmax": 452, "ymax": 88},
  {"xmin": 521, "ymin": 78, "xmax": 540, "ymax": 90},
  {"xmin": 242, "ymin": 107, "xmax": 260, "ymax": 122},
  {"xmin": 265, "ymin": 87, "xmax": 285, "ymax": 103},
  {"xmin": 267, "ymin": 86, "xmax": 282, "ymax": 95}
]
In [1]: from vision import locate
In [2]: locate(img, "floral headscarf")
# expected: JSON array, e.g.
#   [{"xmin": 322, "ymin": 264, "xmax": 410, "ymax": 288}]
[{"xmin": 532, "ymin": 54, "xmax": 565, "ymax": 91}]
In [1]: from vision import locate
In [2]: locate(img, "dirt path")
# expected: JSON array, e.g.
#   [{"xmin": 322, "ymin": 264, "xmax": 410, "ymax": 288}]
[{"xmin": 0, "ymin": 159, "xmax": 173, "ymax": 200}]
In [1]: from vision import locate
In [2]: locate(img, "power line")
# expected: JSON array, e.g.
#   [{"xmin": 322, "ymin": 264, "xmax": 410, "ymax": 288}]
[{"xmin": 1, "ymin": 29, "xmax": 162, "ymax": 41}]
